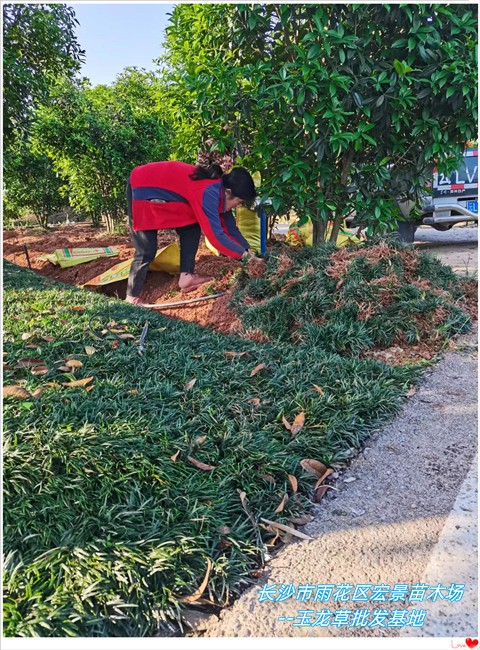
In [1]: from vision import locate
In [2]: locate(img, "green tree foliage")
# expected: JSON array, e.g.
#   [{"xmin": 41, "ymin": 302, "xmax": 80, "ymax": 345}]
[
  {"xmin": 3, "ymin": 145, "xmax": 65, "ymax": 228},
  {"xmin": 3, "ymin": 3, "xmax": 84, "ymax": 146},
  {"xmin": 32, "ymin": 70, "xmax": 172, "ymax": 231},
  {"xmin": 160, "ymin": 4, "xmax": 236, "ymax": 162},
  {"xmin": 164, "ymin": 4, "xmax": 478, "ymax": 242}
]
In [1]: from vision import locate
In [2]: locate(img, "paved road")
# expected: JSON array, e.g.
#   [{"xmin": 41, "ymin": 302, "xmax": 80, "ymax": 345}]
[
  {"xmin": 193, "ymin": 331, "xmax": 478, "ymax": 642},
  {"xmin": 414, "ymin": 225, "xmax": 478, "ymax": 275}
]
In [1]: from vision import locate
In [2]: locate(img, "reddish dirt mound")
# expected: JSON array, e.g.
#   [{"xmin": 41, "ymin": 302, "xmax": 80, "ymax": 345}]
[
  {"xmin": 3, "ymin": 224, "xmax": 244, "ymax": 330},
  {"xmin": 4, "ymin": 227, "xmax": 476, "ymax": 356}
]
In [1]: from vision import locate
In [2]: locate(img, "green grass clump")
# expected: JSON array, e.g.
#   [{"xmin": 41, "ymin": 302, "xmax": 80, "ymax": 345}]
[
  {"xmin": 4, "ymin": 260, "xmax": 421, "ymax": 636},
  {"xmin": 231, "ymin": 238, "xmax": 473, "ymax": 353}
]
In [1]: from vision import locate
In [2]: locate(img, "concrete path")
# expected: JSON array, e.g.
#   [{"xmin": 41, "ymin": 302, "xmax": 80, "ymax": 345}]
[{"xmin": 194, "ymin": 331, "xmax": 478, "ymax": 639}]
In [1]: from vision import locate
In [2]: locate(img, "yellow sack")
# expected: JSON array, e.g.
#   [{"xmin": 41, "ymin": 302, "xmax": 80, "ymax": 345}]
[
  {"xmin": 236, "ymin": 206, "xmax": 261, "ymax": 253},
  {"xmin": 83, "ymin": 242, "xmax": 180, "ymax": 287},
  {"xmin": 287, "ymin": 220, "xmax": 364, "ymax": 248},
  {"xmin": 148, "ymin": 242, "xmax": 181, "ymax": 274}
]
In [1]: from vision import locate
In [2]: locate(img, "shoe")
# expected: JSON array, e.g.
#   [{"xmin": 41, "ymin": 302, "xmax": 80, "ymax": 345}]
[{"xmin": 125, "ymin": 295, "xmax": 147, "ymax": 307}]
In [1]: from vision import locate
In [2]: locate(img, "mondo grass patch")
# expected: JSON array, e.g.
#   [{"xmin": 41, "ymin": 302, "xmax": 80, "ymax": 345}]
[
  {"xmin": 231, "ymin": 238, "xmax": 473, "ymax": 353},
  {"xmin": 4, "ymin": 260, "xmax": 423, "ymax": 636}
]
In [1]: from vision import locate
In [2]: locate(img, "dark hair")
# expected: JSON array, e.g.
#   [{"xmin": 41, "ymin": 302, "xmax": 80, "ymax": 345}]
[
  {"xmin": 222, "ymin": 167, "xmax": 256, "ymax": 204},
  {"xmin": 189, "ymin": 164, "xmax": 224, "ymax": 181},
  {"xmin": 190, "ymin": 164, "xmax": 256, "ymax": 207}
]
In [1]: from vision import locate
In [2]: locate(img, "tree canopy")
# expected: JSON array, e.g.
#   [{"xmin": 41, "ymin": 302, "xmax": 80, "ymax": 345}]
[
  {"xmin": 164, "ymin": 3, "xmax": 478, "ymax": 241},
  {"xmin": 3, "ymin": 3, "xmax": 85, "ymax": 146}
]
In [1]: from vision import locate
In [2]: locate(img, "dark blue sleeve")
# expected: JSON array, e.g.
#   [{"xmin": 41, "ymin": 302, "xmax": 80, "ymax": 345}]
[{"xmin": 189, "ymin": 184, "xmax": 246, "ymax": 258}]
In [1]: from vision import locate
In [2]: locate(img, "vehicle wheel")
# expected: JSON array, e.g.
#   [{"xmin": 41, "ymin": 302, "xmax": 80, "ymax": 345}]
[{"xmin": 431, "ymin": 223, "xmax": 453, "ymax": 231}]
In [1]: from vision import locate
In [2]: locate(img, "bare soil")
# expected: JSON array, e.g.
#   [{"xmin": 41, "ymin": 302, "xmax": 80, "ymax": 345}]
[
  {"xmin": 2, "ymin": 224, "xmax": 243, "ymax": 333},
  {"xmin": 3, "ymin": 224, "xmax": 477, "ymax": 366}
]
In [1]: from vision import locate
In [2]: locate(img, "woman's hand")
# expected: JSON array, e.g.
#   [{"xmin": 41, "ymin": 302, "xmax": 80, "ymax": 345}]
[
  {"xmin": 242, "ymin": 250, "xmax": 262, "ymax": 262},
  {"xmin": 242, "ymin": 250, "xmax": 265, "ymax": 277}
]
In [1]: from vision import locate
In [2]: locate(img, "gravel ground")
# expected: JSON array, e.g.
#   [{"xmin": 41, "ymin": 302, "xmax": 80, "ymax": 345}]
[{"xmin": 192, "ymin": 329, "xmax": 478, "ymax": 640}]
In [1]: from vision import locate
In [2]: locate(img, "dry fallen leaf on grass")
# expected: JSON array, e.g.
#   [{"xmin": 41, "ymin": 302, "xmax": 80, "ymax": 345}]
[
  {"xmin": 71, "ymin": 306, "xmax": 85, "ymax": 312},
  {"xmin": 195, "ymin": 435, "xmax": 207, "ymax": 445},
  {"xmin": 314, "ymin": 468, "xmax": 334, "ymax": 489},
  {"xmin": 260, "ymin": 517, "xmax": 311, "ymax": 540},
  {"xmin": 30, "ymin": 366, "xmax": 49, "ymax": 376},
  {"xmin": 406, "ymin": 387, "xmax": 417, "ymax": 397},
  {"xmin": 3, "ymin": 385, "xmax": 32, "ymax": 399},
  {"xmin": 225, "ymin": 350, "xmax": 248, "ymax": 357},
  {"xmin": 85, "ymin": 346, "xmax": 97, "ymax": 356},
  {"xmin": 188, "ymin": 456, "xmax": 216, "ymax": 471},
  {"xmin": 282, "ymin": 416, "xmax": 292, "ymax": 431},
  {"xmin": 62, "ymin": 376, "xmax": 94, "ymax": 388},
  {"xmin": 248, "ymin": 398, "xmax": 261, "ymax": 406},
  {"xmin": 41, "ymin": 335, "xmax": 55, "ymax": 342},
  {"xmin": 300, "ymin": 458, "xmax": 328, "ymax": 477},
  {"xmin": 184, "ymin": 378, "xmax": 197, "ymax": 391},
  {"xmin": 16, "ymin": 358, "xmax": 45, "ymax": 368},
  {"xmin": 314, "ymin": 485, "xmax": 335, "ymax": 502},
  {"xmin": 289, "ymin": 514, "xmax": 313, "ymax": 526},
  {"xmin": 171, "ymin": 450, "xmax": 180, "ymax": 462},
  {"xmin": 258, "ymin": 473, "xmax": 275, "ymax": 484},
  {"xmin": 274, "ymin": 493, "xmax": 289, "ymax": 514},
  {"xmin": 312, "ymin": 384, "xmax": 324, "ymax": 395},
  {"xmin": 250, "ymin": 362, "xmax": 266, "ymax": 377},
  {"xmin": 291, "ymin": 411, "xmax": 305, "ymax": 435},
  {"xmin": 287, "ymin": 474, "xmax": 298, "ymax": 493},
  {"xmin": 65, "ymin": 359, "xmax": 83, "ymax": 369},
  {"xmin": 21, "ymin": 332, "xmax": 34, "ymax": 341},
  {"xmin": 179, "ymin": 558, "xmax": 212, "ymax": 603}
]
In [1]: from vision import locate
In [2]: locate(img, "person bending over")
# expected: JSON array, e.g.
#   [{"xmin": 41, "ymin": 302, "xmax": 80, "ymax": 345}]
[{"xmin": 125, "ymin": 161, "xmax": 260, "ymax": 305}]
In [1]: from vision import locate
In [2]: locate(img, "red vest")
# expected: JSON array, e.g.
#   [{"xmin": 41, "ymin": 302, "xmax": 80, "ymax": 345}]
[{"xmin": 129, "ymin": 161, "xmax": 245, "ymax": 258}]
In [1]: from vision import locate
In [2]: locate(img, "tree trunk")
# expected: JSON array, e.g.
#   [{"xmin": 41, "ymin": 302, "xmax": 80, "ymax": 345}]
[
  {"xmin": 329, "ymin": 211, "xmax": 345, "ymax": 245},
  {"xmin": 104, "ymin": 211, "xmax": 115, "ymax": 233},
  {"xmin": 329, "ymin": 149, "xmax": 354, "ymax": 244},
  {"xmin": 312, "ymin": 211, "xmax": 326, "ymax": 245}
]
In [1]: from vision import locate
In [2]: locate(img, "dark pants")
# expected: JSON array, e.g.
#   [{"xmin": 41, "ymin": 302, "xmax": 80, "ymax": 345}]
[{"xmin": 126, "ymin": 181, "xmax": 201, "ymax": 297}]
